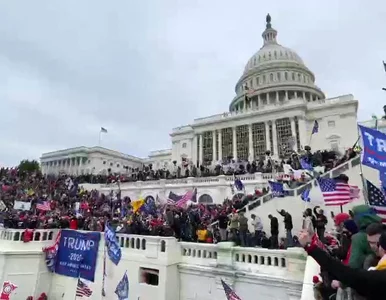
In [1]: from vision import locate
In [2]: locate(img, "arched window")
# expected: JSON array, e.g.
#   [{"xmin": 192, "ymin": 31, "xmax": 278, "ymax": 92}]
[
  {"xmin": 292, "ymin": 73, "xmax": 295, "ymax": 81},
  {"xmin": 284, "ymin": 72, "xmax": 288, "ymax": 80},
  {"xmin": 198, "ymin": 194, "xmax": 214, "ymax": 204},
  {"xmin": 277, "ymin": 72, "xmax": 281, "ymax": 81},
  {"xmin": 270, "ymin": 73, "xmax": 274, "ymax": 82},
  {"xmin": 182, "ymin": 142, "xmax": 187, "ymax": 148}
]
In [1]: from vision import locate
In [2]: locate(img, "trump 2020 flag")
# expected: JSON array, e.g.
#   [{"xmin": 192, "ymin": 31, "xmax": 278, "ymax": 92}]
[
  {"xmin": 104, "ymin": 223, "xmax": 122, "ymax": 265},
  {"xmin": 268, "ymin": 181, "xmax": 286, "ymax": 197},
  {"xmin": 359, "ymin": 125, "xmax": 386, "ymax": 171},
  {"xmin": 115, "ymin": 271, "xmax": 129, "ymax": 300}
]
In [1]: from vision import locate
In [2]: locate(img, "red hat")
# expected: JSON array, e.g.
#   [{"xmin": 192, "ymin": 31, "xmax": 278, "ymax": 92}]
[
  {"xmin": 334, "ymin": 213, "xmax": 350, "ymax": 226},
  {"xmin": 312, "ymin": 275, "xmax": 320, "ymax": 284}
]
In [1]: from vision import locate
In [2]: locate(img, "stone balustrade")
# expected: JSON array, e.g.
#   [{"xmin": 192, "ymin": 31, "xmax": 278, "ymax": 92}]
[
  {"xmin": 98, "ymin": 171, "xmax": 282, "ymax": 191},
  {"xmin": 0, "ymin": 229, "xmax": 305, "ymax": 276},
  {"xmin": 0, "ymin": 229, "xmax": 306, "ymax": 299}
]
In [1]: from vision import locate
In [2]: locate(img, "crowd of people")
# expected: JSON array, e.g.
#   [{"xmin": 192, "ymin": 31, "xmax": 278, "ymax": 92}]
[
  {"xmin": 2, "ymin": 146, "xmax": 378, "ymax": 299},
  {"xmin": 303, "ymin": 205, "xmax": 386, "ymax": 300},
  {"xmin": 77, "ymin": 148, "xmax": 355, "ymax": 184}
]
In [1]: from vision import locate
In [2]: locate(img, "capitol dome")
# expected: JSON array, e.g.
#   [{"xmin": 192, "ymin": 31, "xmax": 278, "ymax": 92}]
[{"xmin": 230, "ymin": 14, "xmax": 325, "ymax": 112}]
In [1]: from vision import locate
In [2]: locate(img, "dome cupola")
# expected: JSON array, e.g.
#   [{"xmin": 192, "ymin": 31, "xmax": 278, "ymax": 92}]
[{"xmin": 229, "ymin": 14, "xmax": 325, "ymax": 112}]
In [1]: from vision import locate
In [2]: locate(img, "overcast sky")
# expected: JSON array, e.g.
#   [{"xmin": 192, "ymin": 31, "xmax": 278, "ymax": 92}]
[{"xmin": 0, "ymin": 1, "xmax": 385, "ymax": 166}]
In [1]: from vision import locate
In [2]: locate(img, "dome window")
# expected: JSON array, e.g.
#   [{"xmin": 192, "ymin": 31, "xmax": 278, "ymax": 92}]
[
  {"xmin": 298, "ymin": 73, "xmax": 301, "ymax": 81},
  {"xmin": 292, "ymin": 73, "xmax": 295, "ymax": 81},
  {"xmin": 256, "ymin": 77, "xmax": 260, "ymax": 85},
  {"xmin": 263, "ymin": 75, "xmax": 266, "ymax": 83},
  {"xmin": 284, "ymin": 72, "xmax": 288, "ymax": 80},
  {"xmin": 274, "ymin": 51, "xmax": 277, "ymax": 58},
  {"xmin": 270, "ymin": 73, "xmax": 274, "ymax": 82},
  {"xmin": 277, "ymin": 72, "xmax": 281, "ymax": 81}
]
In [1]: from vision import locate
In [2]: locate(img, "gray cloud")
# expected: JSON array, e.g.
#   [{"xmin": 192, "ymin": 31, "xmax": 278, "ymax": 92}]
[{"xmin": 0, "ymin": 0, "xmax": 385, "ymax": 166}]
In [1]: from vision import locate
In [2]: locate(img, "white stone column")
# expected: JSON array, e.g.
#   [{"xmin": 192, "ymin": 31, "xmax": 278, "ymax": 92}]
[
  {"xmin": 272, "ymin": 120, "xmax": 278, "ymax": 157},
  {"xmin": 297, "ymin": 117, "xmax": 307, "ymax": 149},
  {"xmin": 294, "ymin": 91, "xmax": 298, "ymax": 99},
  {"xmin": 265, "ymin": 122, "xmax": 271, "ymax": 153},
  {"xmin": 285, "ymin": 91, "xmax": 288, "ymax": 101},
  {"xmin": 218, "ymin": 131, "xmax": 222, "ymax": 161},
  {"xmin": 290, "ymin": 117, "xmax": 297, "ymax": 151},
  {"xmin": 192, "ymin": 135, "xmax": 198, "ymax": 164},
  {"xmin": 303, "ymin": 91, "xmax": 306, "ymax": 101},
  {"xmin": 248, "ymin": 124, "xmax": 254, "ymax": 161},
  {"xmin": 232, "ymin": 127, "xmax": 237, "ymax": 160},
  {"xmin": 78, "ymin": 157, "xmax": 82, "ymax": 175},
  {"xmin": 276, "ymin": 91, "xmax": 279, "ymax": 103},
  {"xmin": 257, "ymin": 94, "xmax": 261, "ymax": 107},
  {"xmin": 212, "ymin": 130, "xmax": 217, "ymax": 163},
  {"xmin": 199, "ymin": 134, "xmax": 203, "ymax": 165},
  {"xmin": 310, "ymin": 93, "xmax": 313, "ymax": 102}
]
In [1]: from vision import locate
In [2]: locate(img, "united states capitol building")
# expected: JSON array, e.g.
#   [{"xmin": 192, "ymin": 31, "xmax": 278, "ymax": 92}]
[
  {"xmin": 41, "ymin": 15, "xmax": 359, "ymax": 178},
  {"xmin": 8, "ymin": 15, "xmax": 380, "ymax": 300}
]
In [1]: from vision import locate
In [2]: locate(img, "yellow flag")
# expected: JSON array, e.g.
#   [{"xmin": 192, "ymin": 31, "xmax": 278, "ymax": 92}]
[{"xmin": 132, "ymin": 199, "xmax": 145, "ymax": 213}]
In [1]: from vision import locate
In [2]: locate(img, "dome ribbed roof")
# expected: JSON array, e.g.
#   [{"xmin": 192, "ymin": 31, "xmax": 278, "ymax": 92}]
[{"xmin": 244, "ymin": 44, "xmax": 305, "ymax": 74}]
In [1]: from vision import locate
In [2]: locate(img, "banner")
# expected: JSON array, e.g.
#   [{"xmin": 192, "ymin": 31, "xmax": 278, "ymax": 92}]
[
  {"xmin": 13, "ymin": 201, "xmax": 31, "ymax": 211},
  {"xmin": 104, "ymin": 224, "xmax": 121, "ymax": 265},
  {"xmin": 55, "ymin": 230, "xmax": 101, "ymax": 282},
  {"xmin": 359, "ymin": 125, "xmax": 386, "ymax": 170}
]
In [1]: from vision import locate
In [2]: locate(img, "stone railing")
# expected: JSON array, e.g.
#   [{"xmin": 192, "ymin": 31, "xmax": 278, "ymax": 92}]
[
  {"xmin": 179, "ymin": 241, "xmax": 306, "ymax": 280},
  {"xmin": 0, "ymin": 228, "xmax": 307, "ymax": 290},
  {"xmin": 98, "ymin": 171, "xmax": 283, "ymax": 190},
  {"xmin": 244, "ymin": 155, "xmax": 361, "ymax": 213}
]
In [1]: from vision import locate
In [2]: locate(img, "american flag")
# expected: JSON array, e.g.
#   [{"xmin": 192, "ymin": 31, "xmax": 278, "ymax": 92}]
[
  {"xmin": 176, "ymin": 189, "xmax": 195, "ymax": 207},
  {"xmin": 221, "ymin": 279, "xmax": 241, "ymax": 300},
  {"xmin": 317, "ymin": 177, "xmax": 359, "ymax": 206},
  {"xmin": 76, "ymin": 279, "xmax": 93, "ymax": 298},
  {"xmin": 366, "ymin": 179, "xmax": 386, "ymax": 224},
  {"xmin": 36, "ymin": 201, "xmax": 50, "ymax": 211}
]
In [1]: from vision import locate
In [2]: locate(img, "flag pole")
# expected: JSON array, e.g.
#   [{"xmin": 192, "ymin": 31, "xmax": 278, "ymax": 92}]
[
  {"xmin": 98, "ymin": 130, "xmax": 102, "ymax": 146},
  {"xmin": 356, "ymin": 125, "xmax": 369, "ymax": 204}
]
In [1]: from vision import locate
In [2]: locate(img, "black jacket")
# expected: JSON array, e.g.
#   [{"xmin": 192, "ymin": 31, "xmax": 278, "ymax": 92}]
[
  {"xmin": 308, "ymin": 246, "xmax": 386, "ymax": 300},
  {"xmin": 270, "ymin": 217, "xmax": 279, "ymax": 235}
]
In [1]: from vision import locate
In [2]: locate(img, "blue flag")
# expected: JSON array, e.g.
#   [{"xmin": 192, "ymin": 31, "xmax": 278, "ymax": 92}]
[
  {"xmin": 234, "ymin": 178, "xmax": 244, "ymax": 191},
  {"xmin": 312, "ymin": 120, "xmax": 319, "ymax": 134},
  {"xmin": 55, "ymin": 230, "xmax": 101, "ymax": 282},
  {"xmin": 301, "ymin": 188, "xmax": 311, "ymax": 202},
  {"xmin": 104, "ymin": 223, "xmax": 122, "ymax": 265},
  {"xmin": 268, "ymin": 181, "xmax": 286, "ymax": 197},
  {"xmin": 300, "ymin": 158, "xmax": 313, "ymax": 171},
  {"xmin": 115, "ymin": 271, "xmax": 129, "ymax": 300},
  {"xmin": 359, "ymin": 125, "xmax": 386, "ymax": 171}
]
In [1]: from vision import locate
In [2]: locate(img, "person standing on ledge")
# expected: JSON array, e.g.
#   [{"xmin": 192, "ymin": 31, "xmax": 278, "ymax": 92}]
[
  {"xmin": 277, "ymin": 209, "xmax": 293, "ymax": 247},
  {"xmin": 268, "ymin": 214, "xmax": 279, "ymax": 249}
]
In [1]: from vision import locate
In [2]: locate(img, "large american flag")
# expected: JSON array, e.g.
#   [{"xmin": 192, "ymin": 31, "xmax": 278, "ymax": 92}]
[
  {"xmin": 366, "ymin": 179, "xmax": 386, "ymax": 224},
  {"xmin": 76, "ymin": 279, "xmax": 93, "ymax": 298},
  {"xmin": 176, "ymin": 190, "xmax": 194, "ymax": 207},
  {"xmin": 221, "ymin": 279, "xmax": 241, "ymax": 300},
  {"xmin": 36, "ymin": 201, "xmax": 51, "ymax": 211},
  {"xmin": 317, "ymin": 177, "xmax": 359, "ymax": 206}
]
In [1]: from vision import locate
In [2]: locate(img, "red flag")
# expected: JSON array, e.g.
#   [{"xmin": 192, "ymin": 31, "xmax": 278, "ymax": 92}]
[{"xmin": 0, "ymin": 281, "xmax": 17, "ymax": 300}]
